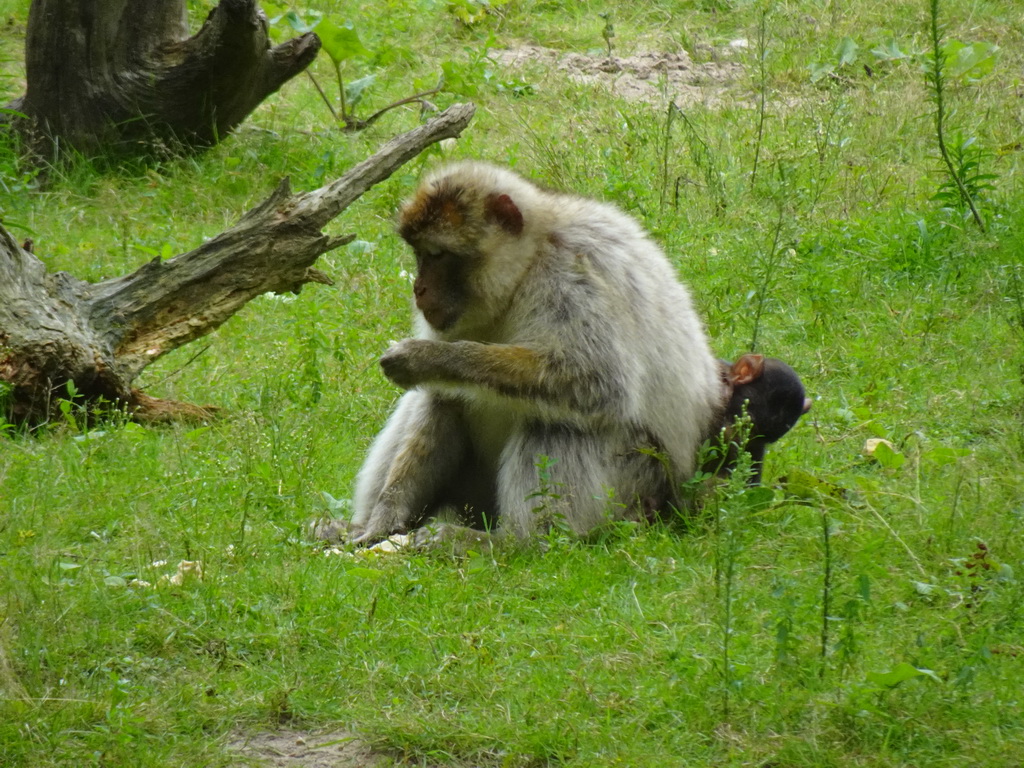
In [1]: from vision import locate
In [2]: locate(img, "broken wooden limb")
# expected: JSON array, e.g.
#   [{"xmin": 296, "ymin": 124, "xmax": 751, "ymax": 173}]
[{"xmin": 0, "ymin": 103, "xmax": 477, "ymax": 424}]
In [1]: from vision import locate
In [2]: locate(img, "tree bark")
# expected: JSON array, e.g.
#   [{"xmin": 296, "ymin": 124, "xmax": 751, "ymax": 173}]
[
  {"xmin": 0, "ymin": 103, "xmax": 476, "ymax": 425},
  {"xmin": 7, "ymin": 0, "xmax": 321, "ymax": 157}
]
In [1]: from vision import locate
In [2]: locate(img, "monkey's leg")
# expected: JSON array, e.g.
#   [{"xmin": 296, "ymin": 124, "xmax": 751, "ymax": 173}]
[
  {"xmin": 494, "ymin": 423, "xmax": 620, "ymax": 540},
  {"xmin": 497, "ymin": 423, "xmax": 676, "ymax": 538},
  {"xmin": 406, "ymin": 425, "xmax": 664, "ymax": 551},
  {"xmin": 350, "ymin": 391, "xmax": 470, "ymax": 545}
]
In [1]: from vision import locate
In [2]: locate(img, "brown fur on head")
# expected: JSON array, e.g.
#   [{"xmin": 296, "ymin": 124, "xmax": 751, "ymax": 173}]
[
  {"xmin": 398, "ymin": 178, "xmax": 472, "ymax": 246},
  {"xmin": 398, "ymin": 164, "xmax": 527, "ymax": 250}
]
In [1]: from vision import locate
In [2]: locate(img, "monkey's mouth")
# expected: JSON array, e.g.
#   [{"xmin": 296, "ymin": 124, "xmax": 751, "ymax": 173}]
[{"xmin": 418, "ymin": 303, "xmax": 458, "ymax": 332}]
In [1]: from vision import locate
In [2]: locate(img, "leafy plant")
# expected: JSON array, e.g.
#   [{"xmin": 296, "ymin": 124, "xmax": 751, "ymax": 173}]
[
  {"xmin": 528, "ymin": 454, "xmax": 570, "ymax": 538},
  {"xmin": 746, "ymin": 207, "xmax": 791, "ymax": 352},
  {"xmin": 809, "ymin": 36, "xmax": 910, "ymax": 83},
  {"xmin": 448, "ymin": 0, "xmax": 510, "ymax": 27},
  {"xmin": 599, "ymin": 12, "xmax": 615, "ymax": 59},
  {"xmin": 266, "ymin": 5, "xmax": 443, "ymax": 131},
  {"xmin": 924, "ymin": 0, "xmax": 990, "ymax": 230},
  {"xmin": 707, "ymin": 414, "xmax": 764, "ymax": 720},
  {"xmin": 942, "ymin": 39, "xmax": 1000, "ymax": 83},
  {"xmin": 660, "ymin": 104, "xmax": 726, "ymax": 215},
  {"xmin": 931, "ymin": 133, "xmax": 997, "ymax": 213}
]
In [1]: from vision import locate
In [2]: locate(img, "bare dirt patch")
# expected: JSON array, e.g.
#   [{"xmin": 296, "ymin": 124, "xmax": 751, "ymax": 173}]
[
  {"xmin": 491, "ymin": 44, "xmax": 747, "ymax": 107},
  {"xmin": 228, "ymin": 729, "xmax": 389, "ymax": 768}
]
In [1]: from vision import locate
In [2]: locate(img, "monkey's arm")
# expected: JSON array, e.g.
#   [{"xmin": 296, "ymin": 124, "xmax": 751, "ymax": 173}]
[{"xmin": 380, "ymin": 338, "xmax": 621, "ymax": 416}]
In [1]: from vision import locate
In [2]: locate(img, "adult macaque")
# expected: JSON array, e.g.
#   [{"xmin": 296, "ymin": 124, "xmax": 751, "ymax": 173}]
[
  {"xmin": 710, "ymin": 354, "xmax": 811, "ymax": 483},
  {"xmin": 336, "ymin": 162, "xmax": 723, "ymax": 548}
]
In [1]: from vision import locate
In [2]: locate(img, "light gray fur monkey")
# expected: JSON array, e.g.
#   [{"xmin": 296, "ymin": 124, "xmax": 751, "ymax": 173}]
[{"xmin": 340, "ymin": 162, "xmax": 722, "ymax": 548}]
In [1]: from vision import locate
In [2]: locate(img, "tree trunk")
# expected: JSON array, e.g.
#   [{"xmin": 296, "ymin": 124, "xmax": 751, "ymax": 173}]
[
  {"xmin": 0, "ymin": 103, "xmax": 476, "ymax": 425},
  {"xmin": 7, "ymin": 0, "xmax": 320, "ymax": 157}
]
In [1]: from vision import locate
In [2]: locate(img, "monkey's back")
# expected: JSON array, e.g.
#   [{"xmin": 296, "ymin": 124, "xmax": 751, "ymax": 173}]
[{"xmin": 521, "ymin": 189, "xmax": 721, "ymax": 479}]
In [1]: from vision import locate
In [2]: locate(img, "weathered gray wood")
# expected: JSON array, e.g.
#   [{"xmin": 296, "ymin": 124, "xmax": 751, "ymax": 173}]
[
  {"xmin": 8, "ymin": 0, "xmax": 320, "ymax": 157},
  {"xmin": 0, "ymin": 103, "xmax": 476, "ymax": 424}
]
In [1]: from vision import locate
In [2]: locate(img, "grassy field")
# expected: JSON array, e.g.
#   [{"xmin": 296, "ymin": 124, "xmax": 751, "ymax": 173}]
[{"xmin": 2, "ymin": 0, "xmax": 1024, "ymax": 765}]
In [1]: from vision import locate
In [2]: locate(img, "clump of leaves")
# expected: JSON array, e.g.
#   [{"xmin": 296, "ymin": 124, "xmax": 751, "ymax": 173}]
[
  {"xmin": 809, "ymin": 36, "xmax": 910, "ymax": 83},
  {"xmin": 809, "ymin": 32, "xmax": 997, "ymax": 87},
  {"xmin": 448, "ymin": 0, "xmax": 510, "ymax": 27},
  {"xmin": 931, "ymin": 133, "xmax": 996, "ymax": 216},
  {"xmin": 440, "ymin": 34, "xmax": 535, "ymax": 100}
]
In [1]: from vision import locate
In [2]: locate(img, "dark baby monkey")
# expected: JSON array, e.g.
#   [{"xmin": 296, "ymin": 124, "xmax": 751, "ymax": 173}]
[{"xmin": 712, "ymin": 354, "xmax": 812, "ymax": 483}]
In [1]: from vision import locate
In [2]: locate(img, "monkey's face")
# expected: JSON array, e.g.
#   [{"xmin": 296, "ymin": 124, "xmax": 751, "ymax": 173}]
[
  {"xmin": 722, "ymin": 356, "xmax": 811, "ymax": 447},
  {"xmin": 759, "ymin": 359, "xmax": 812, "ymax": 442},
  {"xmin": 398, "ymin": 169, "xmax": 529, "ymax": 335},
  {"xmin": 411, "ymin": 246, "xmax": 474, "ymax": 332},
  {"xmin": 728, "ymin": 360, "xmax": 810, "ymax": 444}
]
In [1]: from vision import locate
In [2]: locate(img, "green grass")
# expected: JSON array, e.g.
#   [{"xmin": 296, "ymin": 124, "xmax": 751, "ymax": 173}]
[{"xmin": 2, "ymin": 0, "xmax": 1024, "ymax": 765}]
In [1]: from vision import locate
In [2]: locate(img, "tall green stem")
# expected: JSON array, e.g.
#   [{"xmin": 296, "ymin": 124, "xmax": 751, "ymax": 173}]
[{"xmin": 927, "ymin": 0, "xmax": 985, "ymax": 231}]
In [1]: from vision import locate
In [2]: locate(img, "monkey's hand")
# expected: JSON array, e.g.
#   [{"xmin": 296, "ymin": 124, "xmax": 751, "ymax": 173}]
[{"xmin": 380, "ymin": 338, "xmax": 441, "ymax": 389}]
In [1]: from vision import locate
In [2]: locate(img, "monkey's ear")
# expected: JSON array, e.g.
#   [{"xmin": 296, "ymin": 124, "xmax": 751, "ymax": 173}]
[
  {"xmin": 728, "ymin": 354, "xmax": 766, "ymax": 386},
  {"xmin": 485, "ymin": 193, "xmax": 524, "ymax": 236}
]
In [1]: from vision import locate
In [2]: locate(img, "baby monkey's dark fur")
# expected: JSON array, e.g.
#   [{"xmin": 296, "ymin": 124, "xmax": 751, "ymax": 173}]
[{"xmin": 713, "ymin": 354, "xmax": 812, "ymax": 484}]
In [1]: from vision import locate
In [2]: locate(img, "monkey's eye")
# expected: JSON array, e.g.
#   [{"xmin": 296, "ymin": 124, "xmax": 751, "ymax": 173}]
[{"xmin": 417, "ymin": 249, "xmax": 455, "ymax": 267}]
